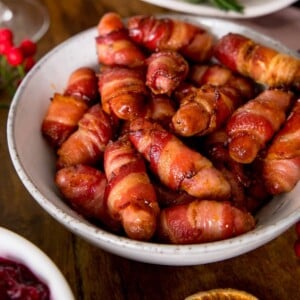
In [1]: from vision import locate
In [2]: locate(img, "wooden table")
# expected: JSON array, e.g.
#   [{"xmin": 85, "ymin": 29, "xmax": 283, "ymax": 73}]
[{"xmin": 1, "ymin": 1, "xmax": 300, "ymax": 299}]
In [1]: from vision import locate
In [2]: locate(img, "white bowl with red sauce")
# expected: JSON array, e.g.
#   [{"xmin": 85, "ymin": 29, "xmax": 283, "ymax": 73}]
[
  {"xmin": 0, "ymin": 227, "xmax": 74, "ymax": 299},
  {"xmin": 7, "ymin": 14, "xmax": 300, "ymax": 266}
]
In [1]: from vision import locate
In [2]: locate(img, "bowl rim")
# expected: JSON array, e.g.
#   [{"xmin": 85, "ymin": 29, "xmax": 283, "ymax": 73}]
[{"xmin": 6, "ymin": 14, "xmax": 300, "ymax": 266}]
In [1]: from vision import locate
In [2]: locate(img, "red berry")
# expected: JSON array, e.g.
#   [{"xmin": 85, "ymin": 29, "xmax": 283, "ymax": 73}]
[
  {"xmin": 6, "ymin": 47, "xmax": 24, "ymax": 66},
  {"xmin": 24, "ymin": 56, "xmax": 35, "ymax": 72},
  {"xmin": 294, "ymin": 239, "xmax": 300, "ymax": 258},
  {"xmin": 0, "ymin": 27, "xmax": 13, "ymax": 43},
  {"xmin": 19, "ymin": 39, "xmax": 37, "ymax": 57},
  {"xmin": 0, "ymin": 39, "xmax": 12, "ymax": 55},
  {"xmin": 295, "ymin": 221, "xmax": 300, "ymax": 237}
]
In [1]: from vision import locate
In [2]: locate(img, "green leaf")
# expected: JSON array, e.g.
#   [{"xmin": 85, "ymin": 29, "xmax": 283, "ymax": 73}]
[
  {"xmin": 212, "ymin": 0, "xmax": 244, "ymax": 12},
  {"xmin": 184, "ymin": 0, "xmax": 244, "ymax": 13}
]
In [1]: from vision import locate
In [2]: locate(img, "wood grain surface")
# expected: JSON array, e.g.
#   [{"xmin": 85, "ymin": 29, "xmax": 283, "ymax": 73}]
[{"xmin": 0, "ymin": 1, "xmax": 299, "ymax": 299}]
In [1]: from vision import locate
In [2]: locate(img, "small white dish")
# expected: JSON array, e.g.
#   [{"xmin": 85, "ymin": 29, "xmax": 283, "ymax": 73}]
[
  {"xmin": 7, "ymin": 14, "xmax": 300, "ymax": 266},
  {"xmin": 139, "ymin": 0, "xmax": 298, "ymax": 19},
  {"xmin": 0, "ymin": 227, "xmax": 75, "ymax": 300}
]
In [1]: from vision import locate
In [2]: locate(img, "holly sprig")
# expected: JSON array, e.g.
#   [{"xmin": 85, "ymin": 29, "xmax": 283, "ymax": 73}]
[
  {"xmin": 0, "ymin": 28, "xmax": 37, "ymax": 107},
  {"xmin": 185, "ymin": 0, "xmax": 244, "ymax": 13}
]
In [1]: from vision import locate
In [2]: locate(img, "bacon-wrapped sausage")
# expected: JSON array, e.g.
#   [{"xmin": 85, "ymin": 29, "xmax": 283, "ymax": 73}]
[
  {"xmin": 213, "ymin": 33, "xmax": 300, "ymax": 90},
  {"xmin": 188, "ymin": 63, "xmax": 257, "ymax": 100},
  {"xmin": 129, "ymin": 118, "xmax": 231, "ymax": 200},
  {"xmin": 104, "ymin": 135, "xmax": 159, "ymax": 241},
  {"xmin": 64, "ymin": 67, "xmax": 99, "ymax": 104},
  {"xmin": 127, "ymin": 15, "xmax": 214, "ymax": 63},
  {"xmin": 98, "ymin": 66, "xmax": 148, "ymax": 120},
  {"xmin": 226, "ymin": 89, "xmax": 294, "ymax": 164},
  {"xmin": 57, "ymin": 104, "xmax": 115, "ymax": 169},
  {"xmin": 146, "ymin": 50, "xmax": 189, "ymax": 96},
  {"xmin": 55, "ymin": 164, "xmax": 120, "ymax": 231},
  {"xmin": 157, "ymin": 199, "xmax": 256, "ymax": 244},
  {"xmin": 41, "ymin": 93, "xmax": 88, "ymax": 148},
  {"xmin": 203, "ymin": 129, "xmax": 270, "ymax": 213},
  {"xmin": 263, "ymin": 98, "xmax": 300, "ymax": 194},
  {"xmin": 118, "ymin": 93, "xmax": 176, "ymax": 135},
  {"xmin": 96, "ymin": 12, "xmax": 146, "ymax": 67},
  {"xmin": 41, "ymin": 67, "xmax": 98, "ymax": 148},
  {"xmin": 172, "ymin": 84, "xmax": 243, "ymax": 137}
]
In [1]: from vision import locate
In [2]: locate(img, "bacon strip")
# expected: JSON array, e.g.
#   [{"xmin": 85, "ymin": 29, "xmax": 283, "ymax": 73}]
[{"xmin": 263, "ymin": 98, "xmax": 300, "ymax": 194}]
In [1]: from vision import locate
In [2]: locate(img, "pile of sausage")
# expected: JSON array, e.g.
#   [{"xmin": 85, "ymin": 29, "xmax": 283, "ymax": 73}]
[{"xmin": 41, "ymin": 12, "xmax": 300, "ymax": 244}]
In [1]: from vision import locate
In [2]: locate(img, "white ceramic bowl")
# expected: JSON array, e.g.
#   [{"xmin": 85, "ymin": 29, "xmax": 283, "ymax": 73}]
[
  {"xmin": 7, "ymin": 14, "xmax": 300, "ymax": 266},
  {"xmin": 139, "ymin": 0, "xmax": 299, "ymax": 19},
  {"xmin": 0, "ymin": 226, "xmax": 74, "ymax": 300}
]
